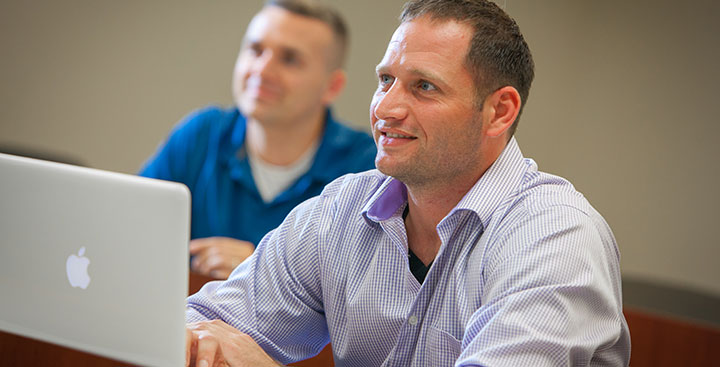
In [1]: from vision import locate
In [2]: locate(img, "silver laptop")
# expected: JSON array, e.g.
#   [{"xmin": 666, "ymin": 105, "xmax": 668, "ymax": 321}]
[{"xmin": 0, "ymin": 153, "xmax": 190, "ymax": 366}]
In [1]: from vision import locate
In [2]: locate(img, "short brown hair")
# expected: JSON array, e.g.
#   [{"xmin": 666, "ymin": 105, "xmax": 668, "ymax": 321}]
[
  {"xmin": 265, "ymin": 0, "xmax": 349, "ymax": 69},
  {"xmin": 401, "ymin": 0, "xmax": 534, "ymax": 136}
]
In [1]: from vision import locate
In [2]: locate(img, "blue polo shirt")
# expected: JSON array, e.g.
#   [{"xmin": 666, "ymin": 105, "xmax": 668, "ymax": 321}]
[{"xmin": 140, "ymin": 106, "xmax": 377, "ymax": 246}]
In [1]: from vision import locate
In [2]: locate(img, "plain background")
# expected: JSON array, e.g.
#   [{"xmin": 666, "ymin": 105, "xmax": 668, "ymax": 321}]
[{"xmin": 1, "ymin": 0, "xmax": 718, "ymax": 299}]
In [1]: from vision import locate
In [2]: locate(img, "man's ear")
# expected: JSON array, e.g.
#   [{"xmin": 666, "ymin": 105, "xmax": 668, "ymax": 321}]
[
  {"xmin": 482, "ymin": 86, "xmax": 521, "ymax": 138},
  {"xmin": 322, "ymin": 69, "xmax": 347, "ymax": 105}
]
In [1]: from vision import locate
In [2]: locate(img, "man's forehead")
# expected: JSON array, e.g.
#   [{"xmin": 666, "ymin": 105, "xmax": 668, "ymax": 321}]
[
  {"xmin": 379, "ymin": 17, "xmax": 471, "ymax": 67},
  {"xmin": 389, "ymin": 20, "xmax": 412, "ymax": 44},
  {"xmin": 392, "ymin": 16, "xmax": 471, "ymax": 48},
  {"xmin": 244, "ymin": 6, "xmax": 335, "ymax": 50}
]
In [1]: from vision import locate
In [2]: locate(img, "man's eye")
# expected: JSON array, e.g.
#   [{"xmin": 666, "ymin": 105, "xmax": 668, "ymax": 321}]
[
  {"xmin": 247, "ymin": 42, "xmax": 263, "ymax": 56},
  {"xmin": 379, "ymin": 75, "xmax": 394, "ymax": 86},
  {"xmin": 419, "ymin": 81, "xmax": 436, "ymax": 91},
  {"xmin": 283, "ymin": 52, "xmax": 299, "ymax": 65}
]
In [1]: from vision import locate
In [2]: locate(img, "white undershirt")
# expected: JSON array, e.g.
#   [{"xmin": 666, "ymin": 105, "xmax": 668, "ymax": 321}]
[{"xmin": 248, "ymin": 141, "xmax": 319, "ymax": 203}]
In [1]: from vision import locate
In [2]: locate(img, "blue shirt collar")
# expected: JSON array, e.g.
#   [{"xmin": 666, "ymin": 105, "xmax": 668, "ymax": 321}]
[
  {"xmin": 307, "ymin": 109, "xmax": 363, "ymax": 183},
  {"xmin": 226, "ymin": 107, "xmax": 367, "ymax": 204},
  {"xmin": 228, "ymin": 107, "xmax": 352, "ymax": 182}
]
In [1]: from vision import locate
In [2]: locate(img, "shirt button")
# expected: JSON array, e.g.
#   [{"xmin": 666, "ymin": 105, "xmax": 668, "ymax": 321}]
[{"xmin": 408, "ymin": 315, "xmax": 418, "ymax": 326}]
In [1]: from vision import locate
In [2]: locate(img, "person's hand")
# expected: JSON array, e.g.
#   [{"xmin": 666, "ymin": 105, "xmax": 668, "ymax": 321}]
[
  {"xmin": 186, "ymin": 320, "xmax": 281, "ymax": 367},
  {"xmin": 189, "ymin": 237, "xmax": 255, "ymax": 279}
]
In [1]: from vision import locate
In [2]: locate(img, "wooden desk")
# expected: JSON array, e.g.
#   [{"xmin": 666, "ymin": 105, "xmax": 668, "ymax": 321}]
[
  {"xmin": 624, "ymin": 308, "xmax": 720, "ymax": 367},
  {"xmin": 4, "ymin": 274, "xmax": 718, "ymax": 367},
  {"xmin": 0, "ymin": 272, "xmax": 333, "ymax": 367}
]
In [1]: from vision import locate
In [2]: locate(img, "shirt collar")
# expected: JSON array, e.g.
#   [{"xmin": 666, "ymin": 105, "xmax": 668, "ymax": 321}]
[
  {"xmin": 306, "ymin": 109, "xmax": 361, "ymax": 183},
  {"xmin": 229, "ymin": 107, "xmax": 349, "ymax": 183},
  {"xmin": 230, "ymin": 108, "xmax": 247, "ymax": 150},
  {"xmin": 361, "ymin": 138, "xmax": 527, "ymax": 229},
  {"xmin": 362, "ymin": 176, "xmax": 407, "ymax": 222},
  {"xmin": 452, "ymin": 137, "xmax": 527, "ymax": 229}
]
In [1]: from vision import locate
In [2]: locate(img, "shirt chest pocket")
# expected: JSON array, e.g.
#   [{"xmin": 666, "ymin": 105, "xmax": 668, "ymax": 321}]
[{"xmin": 424, "ymin": 326, "xmax": 462, "ymax": 367}]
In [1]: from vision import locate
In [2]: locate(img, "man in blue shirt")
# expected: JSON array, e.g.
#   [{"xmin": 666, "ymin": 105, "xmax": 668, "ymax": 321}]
[
  {"xmin": 140, "ymin": 0, "xmax": 376, "ymax": 279},
  {"xmin": 184, "ymin": 0, "xmax": 631, "ymax": 366}
]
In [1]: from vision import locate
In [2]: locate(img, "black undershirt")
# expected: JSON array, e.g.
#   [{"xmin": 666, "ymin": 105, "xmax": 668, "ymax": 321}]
[
  {"xmin": 408, "ymin": 249, "xmax": 433, "ymax": 284},
  {"xmin": 404, "ymin": 206, "xmax": 433, "ymax": 284}
]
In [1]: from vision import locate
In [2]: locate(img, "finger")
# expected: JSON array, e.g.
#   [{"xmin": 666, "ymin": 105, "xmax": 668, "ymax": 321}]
[
  {"xmin": 193, "ymin": 237, "xmax": 255, "ymax": 253},
  {"xmin": 213, "ymin": 354, "xmax": 228, "ymax": 367},
  {"xmin": 191, "ymin": 246, "xmax": 220, "ymax": 274},
  {"xmin": 191, "ymin": 238, "xmax": 255, "ymax": 276},
  {"xmin": 209, "ymin": 268, "xmax": 232, "ymax": 279},
  {"xmin": 185, "ymin": 327, "xmax": 192, "ymax": 367},
  {"xmin": 189, "ymin": 238, "xmax": 216, "ymax": 254},
  {"xmin": 194, "ymin": 330, "xmax": 219, "ymax": 367},
  {"xmin": 204, "ymin": 256, "xmax": 233, "ymax": 279},
  {"xmin": 194, "ymin": 256, "xmax": 229, "ymax": 278},
  {"xmin": 191, "ymin": 253, "xmax": 209, "ymax": 275},
  {"xmin": 203, "ymin": 252, "xmax": 232, "ymax": 271}
]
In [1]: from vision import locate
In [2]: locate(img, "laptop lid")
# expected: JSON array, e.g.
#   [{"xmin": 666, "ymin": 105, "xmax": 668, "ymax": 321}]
[{"xmin": 0, "ymin": 153, "xmax": 189, "ymax": 367}]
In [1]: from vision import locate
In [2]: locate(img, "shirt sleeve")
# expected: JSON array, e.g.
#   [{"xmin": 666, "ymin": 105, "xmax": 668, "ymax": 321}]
[
  {"xmin": 457, "ymin": 204, "xmax": 630, "ymax": 366},
  {"xmin": 185, "ymin": 194, "xmax": 330, "ymax": 365}
]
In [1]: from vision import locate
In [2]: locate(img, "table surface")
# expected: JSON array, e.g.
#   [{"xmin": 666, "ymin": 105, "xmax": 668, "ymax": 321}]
[
  {"xmin": 0, "ymin": 272, "xmax": 333, "ymax": 367},
  {"xmin": 2, "ymin": 273, "xmax": 718, "ymax": 367}
]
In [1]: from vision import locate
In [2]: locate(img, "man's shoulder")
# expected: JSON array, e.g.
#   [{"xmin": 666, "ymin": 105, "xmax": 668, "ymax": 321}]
[
  {"xmin": 516, "ymin": 168, "xmax": 594, "ymax": 216},
  {"xmin": 482, "ymin": 165, "xmax": 616, "ymax": 256},
  {"xmin": 174, "ymin": 105, "xmax": 241, "ymax": 134},
  {"xmin": 158, "ymin": 105, "xmax": 244, "ymax": 156},
  {"xmin": 315, "ymin": 116, "xmax": 377, "ymax": 175},
  {"xmin": 489, "ymin": 165, "xmax": 609, "ymax": 241},
  {"xmin": 324, "ymin": 117, "xmax": 375, "ymax": 150}
]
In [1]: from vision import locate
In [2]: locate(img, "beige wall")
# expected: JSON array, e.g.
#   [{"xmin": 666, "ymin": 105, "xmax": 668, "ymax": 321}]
[{"xmin": 1, "ymin": 1, "xmax": 718, "ymax": 296}]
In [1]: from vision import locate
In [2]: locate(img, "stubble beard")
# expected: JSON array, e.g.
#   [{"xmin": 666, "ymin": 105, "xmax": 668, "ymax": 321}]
[{"xmin": 377, "ymin": 112, "xmax": 484, "ymax": 192}]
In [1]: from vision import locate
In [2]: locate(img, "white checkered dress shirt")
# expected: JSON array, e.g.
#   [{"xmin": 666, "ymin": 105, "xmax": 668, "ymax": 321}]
[{"xmin": 187, "ymin": 138, "xmax": 631, "ymax": 366}]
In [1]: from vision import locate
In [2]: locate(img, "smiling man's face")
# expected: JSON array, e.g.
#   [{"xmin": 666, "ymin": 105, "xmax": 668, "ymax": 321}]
[
  {"xmin": 233, "ymin": 6, "xmax": 340, "ymax": 126},
  {"xmin": 370, "ymin": 15, "xmax": 487, "ymax": 188}
]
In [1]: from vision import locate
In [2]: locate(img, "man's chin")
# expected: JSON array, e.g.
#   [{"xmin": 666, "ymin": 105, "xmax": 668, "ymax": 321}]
[
  {"xmin": 377, "ymin": 160, "xmax": 436, "ymax": 188},
  {"xmin": 240, "ymin": 102, "xmax": 275, "ymax": 121},
  {"xmin": 376, "ymin": 161, "xmax": 408, "ymax": 180}
]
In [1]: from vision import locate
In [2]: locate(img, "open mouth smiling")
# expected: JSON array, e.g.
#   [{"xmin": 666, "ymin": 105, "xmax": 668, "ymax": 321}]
[{"xmin": 382, "ymin": 131, "xmax": 416, "ymax": 139}]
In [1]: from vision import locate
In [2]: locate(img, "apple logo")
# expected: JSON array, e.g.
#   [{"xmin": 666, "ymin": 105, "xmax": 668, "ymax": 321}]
[{"xmin": 66, "ymin": 246, "xmax": 91, "ymax": 289}]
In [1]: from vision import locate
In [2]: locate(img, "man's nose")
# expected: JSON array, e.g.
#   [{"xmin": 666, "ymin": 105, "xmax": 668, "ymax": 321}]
[
  {"xmin": 373, "ymin": 83, "xmax": 409, "ymax": 122},
  {"xmin": 250, "ymin": 50, "xmax": 275, "ymax": 77}
]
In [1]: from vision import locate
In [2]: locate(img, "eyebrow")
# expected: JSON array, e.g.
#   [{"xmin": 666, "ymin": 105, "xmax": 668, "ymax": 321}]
[
  {"xmin": 376, "ymin": 64, "xmax": 448, "ymax": 87},
  {"xmin": 409, "ymin": 68, "xmax": 446, "ymax": 85},
  {"xmin": 244, "ymin": 38, "xmax": 305, "ymax": 57}
]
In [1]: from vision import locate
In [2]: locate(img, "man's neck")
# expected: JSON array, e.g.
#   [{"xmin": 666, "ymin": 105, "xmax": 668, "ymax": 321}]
[
  {"xmin": 245, "ymin": 111, "xmax": 325, "ymax": 166},
  {"xmin": 404, "ymin": 181, "xmax": 474, "ymax": 265},
  {"xmin": 403, "ymin": 143, "xmax": 506, "ymax": 265}
]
